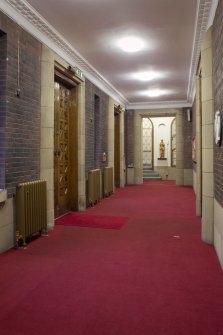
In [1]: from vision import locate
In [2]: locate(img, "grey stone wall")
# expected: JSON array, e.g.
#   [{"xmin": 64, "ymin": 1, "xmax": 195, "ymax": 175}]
[
  {"xmin": 125, "ymin": 109, "xmax": 134, "ymax": 167},
  {"xmin": 0, "ymin": 13, "xmax": 41, "ymax": 197},
  {"xmin": 85, "ymin": 78, "xmax": 109, "ymax": 174},
  {"xmin": 0, "ymin": 31, "xmax": 6, "ymax": 189}
]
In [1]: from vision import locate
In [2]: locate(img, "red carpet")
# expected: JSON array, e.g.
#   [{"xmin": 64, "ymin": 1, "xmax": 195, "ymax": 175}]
[
  {"xmin": 1, "ymin": 181, "xmax": 223, "ymax": 335},
  {"xmin": 55, "ymin": 212, "xmax": 128, "ymax": 229}
]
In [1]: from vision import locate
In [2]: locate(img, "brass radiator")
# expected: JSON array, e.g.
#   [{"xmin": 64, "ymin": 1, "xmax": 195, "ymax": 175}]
[
  {"xmin": 103, "ymin": 167, "xmax": 114, "ymax": 196},
  {"xmin": 88, "ymin": 169, "xmax": 101, "ymax": 206},
  {"xmin": 16, "ymin": 180, "xmax": 47, "ymax": 244}
]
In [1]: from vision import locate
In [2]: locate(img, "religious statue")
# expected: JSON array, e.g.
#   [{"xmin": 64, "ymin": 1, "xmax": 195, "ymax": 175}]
[{"xmin": 160, "ymin": 139, "xmax": 165, "ymax": 158}]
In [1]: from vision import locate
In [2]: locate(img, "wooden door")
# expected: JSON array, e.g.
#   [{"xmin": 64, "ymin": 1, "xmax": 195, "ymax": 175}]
[{"xmin": 54, "ymin": 81, "xmax": 78, "ymax": 217}]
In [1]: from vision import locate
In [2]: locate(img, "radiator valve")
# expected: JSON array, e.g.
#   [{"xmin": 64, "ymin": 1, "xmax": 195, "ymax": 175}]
[{"xmin": 15, "ymin": 231, "xmax": 25, "ymax": 248}]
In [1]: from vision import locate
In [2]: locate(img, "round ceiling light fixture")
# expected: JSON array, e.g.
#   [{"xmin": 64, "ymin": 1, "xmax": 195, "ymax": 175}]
[
  {"xmin": 117, "ymin": 36, "xmax": 145, "ymax": 53},
  {"xmin": 136, "ymin": 71, "xmax": 157, "ymax": 81},
  {"xmin": 147, "ymin": 89, "xmax": 163, "ymax": 97}
]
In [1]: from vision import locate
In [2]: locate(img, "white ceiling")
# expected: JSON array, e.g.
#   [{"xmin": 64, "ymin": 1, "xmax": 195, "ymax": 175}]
[{"xmin": 0, "ymin": 0, "xmax": 217, "ymax": 108}]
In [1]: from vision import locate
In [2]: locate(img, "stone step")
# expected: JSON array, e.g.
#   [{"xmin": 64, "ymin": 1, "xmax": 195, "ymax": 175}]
[
  {"xmin": 143, "ymin": 176, "xmax": 162, "ymax": 180},
  {"xmin": 143, "ymin": 171, "xmax": 160, "ymax": 176},
  {"xmin": 143, "ymin": 175, "xmax": 160, "ymax": 179},
  {"xmin": 143, "ymin": 168, "xmax": 162, "ymax": 180}
]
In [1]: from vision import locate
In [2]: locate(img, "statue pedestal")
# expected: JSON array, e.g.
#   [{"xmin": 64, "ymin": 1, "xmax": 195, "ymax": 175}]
[{"xmin": 157, "ymin": 158, "xmax": 168, "ymax": 167}]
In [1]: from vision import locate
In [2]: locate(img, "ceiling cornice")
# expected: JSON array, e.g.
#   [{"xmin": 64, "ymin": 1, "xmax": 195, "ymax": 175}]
[
  {"xmin": 0, "ymin": 0, "xmax": 216, "ymax": 109},
  {"xmin": 126, "ymin": 101, "xmax": 192, "ymax": 110},
  {"xmin": 187, "ymin": 0, "xmax": 215, "ymax": 103},
  {"xmin": 0, "ymin": 0, "xmax": 128, "ymax": 106}
]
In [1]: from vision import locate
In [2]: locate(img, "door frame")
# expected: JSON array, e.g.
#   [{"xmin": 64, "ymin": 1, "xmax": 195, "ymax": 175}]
[{"xmin": 54, "ymin": 62, "xmax": 81, "ymax": 216}]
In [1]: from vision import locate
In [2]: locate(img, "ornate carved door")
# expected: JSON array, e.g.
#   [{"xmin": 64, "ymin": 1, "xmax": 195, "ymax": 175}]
[{"xmin": 54, "ymin": 82, "xmax": 71, "ymax": 217}]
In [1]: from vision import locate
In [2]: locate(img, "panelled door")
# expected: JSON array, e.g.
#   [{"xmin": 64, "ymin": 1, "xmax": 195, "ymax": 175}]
[
  {"xmin": 54, "ymin": 82, "xmax": 70, "ymax": 217},
  {"xmin": 54, "ymin": 80, "xmax": 78, "ymax": 217}
]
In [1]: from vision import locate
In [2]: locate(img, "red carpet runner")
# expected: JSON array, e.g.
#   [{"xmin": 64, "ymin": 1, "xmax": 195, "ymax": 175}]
[{"xmin": 1, "ymin": 181, "xmax": 223, "ymax": 335}]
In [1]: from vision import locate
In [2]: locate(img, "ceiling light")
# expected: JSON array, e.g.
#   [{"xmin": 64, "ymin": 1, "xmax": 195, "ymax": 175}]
[
  {"xmin": 139, "ymin": 89, "xmax": 170, "ymax": 97},
  {"xmin": 133, "ymin": 71, "xmax": 158, "ymax": 81},
  {"xmin": 137, "ymin": 71, "xmax": 156, "ymax": 81},
  {"xmin": 147, "ymin": 89, "xmax": 162, "ymax": 97},
  {"xmin": 117, "ymin": 37, "xmax": 144, "ymax": 53}
]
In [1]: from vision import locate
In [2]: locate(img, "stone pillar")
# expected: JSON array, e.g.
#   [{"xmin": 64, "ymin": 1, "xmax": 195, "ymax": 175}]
[
  {"xmin": 201, "ymin": 27, "xmax": 214, "ymax": 244},
  {"xmin": 195, "ymin": 74, "xmax": 202, "ymax": 216},
  {"xmin": 77, "ymin": 81, "xmax": 86, "ymax": 210},
  {"xmin": 134, "ymin": 113, "xmax": 143, "ymax": 184},
  {"xmin": 176, "ymin": 110, "xmax": 184, "ymax": 185},
  {"xmin": 40, "ymin": 45, "xmax": 55, "ymax": 229}
]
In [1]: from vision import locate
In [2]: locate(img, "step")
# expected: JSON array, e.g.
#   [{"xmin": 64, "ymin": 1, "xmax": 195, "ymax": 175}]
[
  {"xmin": 143, "ymin": 171, "xmax": 160, "ymax": 176},
  {"xmin": 143, "ymin": 168, "xmax": 162, "ymax": 180},
  {"xmin": 143, "ymin": 176, "xmax": 160, "ymax": 179},
  {"xmin": 143, "ymin": 176, "xmax": 162, "ymax": 180}
]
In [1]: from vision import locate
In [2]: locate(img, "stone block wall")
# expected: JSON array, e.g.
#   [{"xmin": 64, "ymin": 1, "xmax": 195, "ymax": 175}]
[
  {"xmin": 0, "ymin": 13, "xmax": 41, "ymax": 197},
  {"xmin": 0, "ymin": 30, "xmax": 6, "ymax": 189},
  {"xmin": 85, "ymin": 78, "xmax": 109, "ymax": 173},
  {"xmin": 125, "ymin": 109, "xmax": 134, "ymax": 166}
]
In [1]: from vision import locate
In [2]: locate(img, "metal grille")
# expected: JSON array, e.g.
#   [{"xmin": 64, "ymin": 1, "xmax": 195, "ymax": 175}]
[
  {"xmin": 16, "ymin": 180, "xmax": 47, "ymax": 242},
  {"xmin": 88, "ymin": 169, "xmax": 101, "ymax": 206},
  {"xmin": 104, "ymin": 167, "xmax": 114, "ymax": 196}
]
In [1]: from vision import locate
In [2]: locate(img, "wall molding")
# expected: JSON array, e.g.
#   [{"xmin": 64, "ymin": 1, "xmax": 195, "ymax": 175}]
[{"xmin": 187, "ymin": 0, "xmax": 214, "ymax": 103}]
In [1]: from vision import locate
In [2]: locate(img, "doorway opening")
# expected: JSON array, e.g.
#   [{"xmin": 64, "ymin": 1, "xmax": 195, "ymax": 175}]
[{"xmin": 54, "ymin": 70, "xmax": 78, "ymax": 218}]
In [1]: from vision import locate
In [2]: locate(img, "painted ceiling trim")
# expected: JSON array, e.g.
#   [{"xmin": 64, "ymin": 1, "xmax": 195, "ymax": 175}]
[
  {"xmin": 0, "ymin": 0, "xmax": 216, "ymax": 109},
  {"xmin": 187, "ymin": 0, "xmax": 215, "ymax": 103},
  {"xmin": 0, "ymin": 0, "xmax": 128, "ymax": 105},
  {"xmin": 126, "ymin": 101, "xmax": 192, "ymax": 110}
]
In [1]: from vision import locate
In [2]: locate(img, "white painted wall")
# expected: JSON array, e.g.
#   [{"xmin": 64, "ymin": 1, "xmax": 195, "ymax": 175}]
[{"xmin": 150, "ymin": 117, "xmax": 175, "ymax": 167}]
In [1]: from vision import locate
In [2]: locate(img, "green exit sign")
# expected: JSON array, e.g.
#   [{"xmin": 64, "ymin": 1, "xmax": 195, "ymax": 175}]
[{"xmin": 75, "ymin": 68, "xmax": 83, "ymax": 79}]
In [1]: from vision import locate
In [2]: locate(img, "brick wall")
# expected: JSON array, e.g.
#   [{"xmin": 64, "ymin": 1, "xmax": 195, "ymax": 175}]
[
  {"xmin": 125, "ymin": 109, "xmax": 134, "ymax": 166},
  {"xmin": 0, "ymin": 13, "xmax": 41, "ymax": 197},
  {"xmin": 0, "ymin": 31, "xmax": 6, "ymax": 189},
  {"xmin": 191, "ymin": 99, "xmax": 196, "ymax": 171},
  {"xmin": 213, "ymin": 0, "xmax": 223, "ymax": 206},
  {"xmin": 85, "ymin": 78, "xmax": 109, "ymax": 174},
  {"xmin": 183, "ymin": 108, "xmax": 192, "ymax": 169}
]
